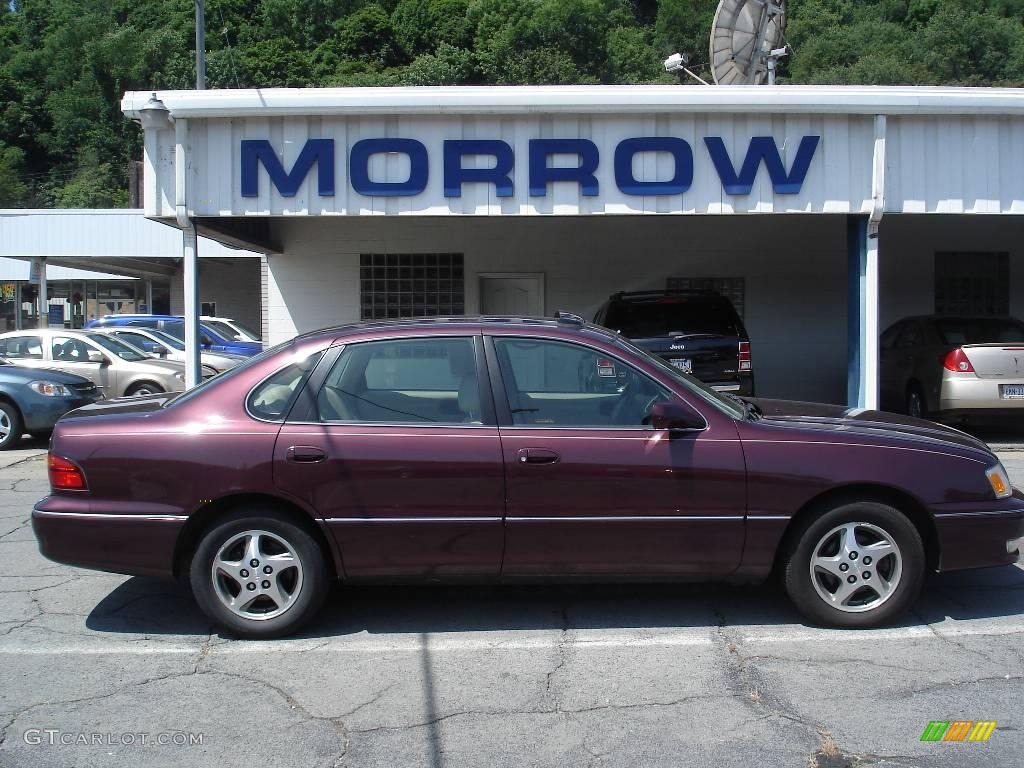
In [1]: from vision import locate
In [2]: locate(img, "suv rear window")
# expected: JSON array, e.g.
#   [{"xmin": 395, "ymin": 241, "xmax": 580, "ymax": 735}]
[
  {"xmin": 603, "ymin": 297, "xmax": 741, "ymax": 338},
  {"xmin": 934, "ymin": 318, "xmax": 1024, "ymax": 345}
]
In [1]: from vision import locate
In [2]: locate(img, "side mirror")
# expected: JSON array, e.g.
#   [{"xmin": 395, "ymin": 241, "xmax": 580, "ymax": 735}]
[
  {"xmin": 87, "ymin": 350, "xmax": 109, "ymax": 366},
  {"xmin": 650, "ymin": 401, "xmax": 706, "ymax": 433}
]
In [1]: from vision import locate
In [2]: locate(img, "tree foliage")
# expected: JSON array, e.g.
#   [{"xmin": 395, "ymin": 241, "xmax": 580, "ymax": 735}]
[{"xmin": 1, "ymin": 0, "xmax": 1022, "ymax": 206}]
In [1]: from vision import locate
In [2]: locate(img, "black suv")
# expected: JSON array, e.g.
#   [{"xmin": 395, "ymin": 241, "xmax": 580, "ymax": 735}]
[{"xmin": 593, "ymin": 290, "xmax": 754, "ymax": 395}]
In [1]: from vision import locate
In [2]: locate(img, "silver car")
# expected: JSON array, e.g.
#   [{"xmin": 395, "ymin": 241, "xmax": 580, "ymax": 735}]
[
  {"xmin": 0, "ymin": 329, "xmax": 186, "ymax": 398},
  {"xmin": 880, "ymin": 315, "xmax": 1024, "ymax": 422},
  {"xmin": 96, "ymin": 326, "xmax": 246, "ymax": 375}
]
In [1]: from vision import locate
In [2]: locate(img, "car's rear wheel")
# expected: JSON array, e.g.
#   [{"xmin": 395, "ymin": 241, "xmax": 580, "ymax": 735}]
[
  {"xmin": 126, "ymin": 381, "xmax": 164, "ymax": 396},
  {"xmin": 190, "ymin": 508, "xmax": 330, "ymax": 639},
  {"xmin": 0, "ymin": 401, "xmax": 23, "ymax": 450},
  {"xmin": 782, "ymin": 501, "xmax": 925, "ymax": 628}
]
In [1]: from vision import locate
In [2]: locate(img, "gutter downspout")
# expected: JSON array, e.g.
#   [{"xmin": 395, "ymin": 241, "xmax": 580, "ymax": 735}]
[{"xmin": 175, "ymin": 117, "xmax": 202, "ymax": 389}]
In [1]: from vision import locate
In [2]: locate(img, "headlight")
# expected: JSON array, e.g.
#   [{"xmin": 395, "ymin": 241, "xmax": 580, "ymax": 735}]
[
  {"xmin": 28, "ymin": 380, "xmax": 73, "ymax": 397},
  {"xmin": 985, "ymin": 462, "xmax": 1013, "ymax": 499}
]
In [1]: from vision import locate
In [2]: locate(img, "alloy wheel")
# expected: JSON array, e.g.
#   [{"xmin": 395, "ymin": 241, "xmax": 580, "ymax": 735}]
[
  {"xmin": 211, "ymin": 529, "xmax": 304, "ymax": 621},
  {"xmin": 0, "ymin": 410, "xmax": 10, "ymax": 442},
  {"xmin": 809, "ymin": 522, "xmax": 903, "ymax": 613}
]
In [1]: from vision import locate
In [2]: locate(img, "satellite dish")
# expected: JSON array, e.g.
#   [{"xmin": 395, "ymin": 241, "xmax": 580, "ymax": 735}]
[{"xmin": 710, "ymin": 0, "xmax": 786, "ymax": 85}]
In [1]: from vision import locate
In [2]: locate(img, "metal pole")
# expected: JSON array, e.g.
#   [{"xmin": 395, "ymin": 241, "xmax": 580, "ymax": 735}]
[
  {"xmin": 195, "ymin": 0, "xmax": 206, "ymax": 90},
  {"xmin": 183, "ymin": 222, "xmax": 202, "ymax": 388},
  {"xmin": 145, "ymin": 279, "xmax": 153, "ymax": 314},
  {"xmin": 37, "ymin": 257, "xmax": 48, "ymax": 329}
]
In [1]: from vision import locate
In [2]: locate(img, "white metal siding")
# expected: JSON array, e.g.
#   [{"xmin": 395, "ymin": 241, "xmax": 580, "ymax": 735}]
[{"xmin": 886, "ymin": 117, "xmax": 1024, "ymax": 214}]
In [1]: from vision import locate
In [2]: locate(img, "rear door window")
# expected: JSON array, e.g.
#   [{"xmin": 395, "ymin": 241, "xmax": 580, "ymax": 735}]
[
  {"xmin": 603, "ymin": 297, "xmax": 741, "ymax": 338},
  {"xmin": 934, "ymin": 318, "xmax": 1024, "ymax": 345},
  {"xmin": 0, "ymin": 335, "xmax": 43, "ymax": 359},
  {"xmin": 316, "ymin": 337, "xmax": 483, "ymax": 425}
]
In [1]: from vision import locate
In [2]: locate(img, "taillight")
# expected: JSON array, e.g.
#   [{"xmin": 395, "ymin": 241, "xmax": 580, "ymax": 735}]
[
  {"xmin": 943, "ymin": 348, "xmax": 975, "ymax": 373},
  {"xmin": 48, "ymin": 453, "xmax": 87, "ymax": 491},
  {"xmin": 738, "ymin": 341, "xmax": 752, "ymax": 371}
]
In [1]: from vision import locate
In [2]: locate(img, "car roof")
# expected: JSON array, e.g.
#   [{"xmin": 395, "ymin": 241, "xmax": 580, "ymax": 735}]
[
  {"xmin": 294, "ymin": 315, "xmax": 622, "ymax": 345},
  {"xmin": 0, "ymin": 328, "xmax": 99, "ymax": 337}
]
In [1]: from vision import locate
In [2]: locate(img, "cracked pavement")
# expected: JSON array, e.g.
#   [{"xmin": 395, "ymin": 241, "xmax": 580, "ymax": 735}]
[{"xmin": 0, "ymin": 439, "xmax": 1022, "ymax": 767}]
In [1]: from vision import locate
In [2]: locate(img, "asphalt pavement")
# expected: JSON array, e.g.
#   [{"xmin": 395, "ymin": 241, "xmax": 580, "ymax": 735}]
[{"xmin": 0, "ymin": 435, "xmax": 1022, "ymax": 767}]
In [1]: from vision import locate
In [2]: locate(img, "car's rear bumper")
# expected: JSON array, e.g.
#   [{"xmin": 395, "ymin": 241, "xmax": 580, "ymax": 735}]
[
  {"xmin": 931, "ymin": 497, "xmax": 1024, "ymax": 572},
  {"xmin": 32, "ymin": 497, "xmax": 184, "ymax": 578},
  {"xmin": 939, "ymin": 375, "xmax": 1024, "ymax": 414}
]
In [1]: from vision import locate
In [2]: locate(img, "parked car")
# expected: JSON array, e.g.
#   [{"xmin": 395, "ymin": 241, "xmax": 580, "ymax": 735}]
[
  {"xmin": 202, "ymin": 316, "xmax": 261, "ymax": 343},
  {"xmin": 95, "ymin": 326, "xmax": 246, "ymax": 375},
  {"xmin": 593, "ymin": 289, "xmax": 754, "ymax": 395},
  {"xmin": 86, "ymin": 315, "xmax": 263, "ymax": 357},
  {"xmin": 880, "ymin": 315, "xmax": 1024, "ymax": 422},
  {"xmin": 0, "ymin": 329, "xmax": 186, "ymax": 398},
  {"xmin": 31, "ymin": 315, "xmax": 1023, "ymax": 638},
  {"xmin": 0, "ymin": 355, "xmax": 100, "ymax": 450}
]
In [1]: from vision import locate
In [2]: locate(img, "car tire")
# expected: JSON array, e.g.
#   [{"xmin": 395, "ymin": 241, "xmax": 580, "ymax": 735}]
[
  {"xmin": 782, "ymin": 501, "xmax": 925, "ymax": 628},
  {"xmin": 126, "ymin": 381, "xmax": 164, "ymax": 396},
  {"xmin": 0, "ymin": 401, "xmax": 23, "ymax": 450},
  {"xmin": 190, "ymin": 508, "xmax": 330, "ymax": 639},
  {"xmin": 906, "ymin": 386, "xmax": 927, "ymax": 420}
]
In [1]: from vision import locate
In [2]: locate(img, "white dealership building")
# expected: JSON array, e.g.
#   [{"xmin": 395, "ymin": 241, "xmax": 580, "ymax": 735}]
[{"xmin": 121, "ymin": 85, "xmax": 1024, "ymax": 407}]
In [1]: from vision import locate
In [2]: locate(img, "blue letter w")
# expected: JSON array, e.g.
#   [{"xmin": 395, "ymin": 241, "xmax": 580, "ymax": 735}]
[
  {"xmin": 704, "ymin": 135, "xmax": 820, "ymax": 195},
  {"xmin": 241, "ymin": 139, "xmax": 335, "ymax": 198}
]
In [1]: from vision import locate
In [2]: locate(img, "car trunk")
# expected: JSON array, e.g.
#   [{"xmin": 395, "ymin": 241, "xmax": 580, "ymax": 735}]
[{"xmin": 962, "ymin": 344, "xmax": 1024, "ymax": 378}]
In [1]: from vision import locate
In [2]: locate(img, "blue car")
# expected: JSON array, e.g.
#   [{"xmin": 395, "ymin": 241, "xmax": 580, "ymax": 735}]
[
  {"xmin": 86, "ymin": 315, "xmax": 262, "ymax": 356},
  {"xmin": 0, "ymin": 355, "xmax": 101, "ymax": 450}
]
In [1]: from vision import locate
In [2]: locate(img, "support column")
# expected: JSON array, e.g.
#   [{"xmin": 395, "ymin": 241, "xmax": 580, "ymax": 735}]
[
  {"xmin": 182, "ymin": 222, "xmax": 202, "ymax": 388},
  {"xmin": 145, "ymin": 279, "xmax": 153, "ymax": 314},
  {"xmin": 35, "ymin": 257, "xmax": 48, "ymax": 328},
  {"xmin": 847, "ymin": 215, "xmax": 879, "ymax": 410}
]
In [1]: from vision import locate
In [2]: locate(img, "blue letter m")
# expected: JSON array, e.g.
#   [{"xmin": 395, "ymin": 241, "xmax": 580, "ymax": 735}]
[
  {"xmin": 704, "ymin": 135, "xmax": 820, "ymax": 195},
  {"xmin": 241, "ymin": 139, "xmax": 335, "ymax": 198}
]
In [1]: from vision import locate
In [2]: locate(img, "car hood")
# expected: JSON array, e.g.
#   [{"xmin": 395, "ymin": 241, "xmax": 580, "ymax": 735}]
[
  {"xmin": 0, "ymin": 364, "xmax": 93, "ymax": 386},
  {"xmin": 128, "ymin": 358, "xmax": 184, "ymax": 374},
  {"xmin": 750, "ymin": 398, "xmax": 993, "ymax": 456}
]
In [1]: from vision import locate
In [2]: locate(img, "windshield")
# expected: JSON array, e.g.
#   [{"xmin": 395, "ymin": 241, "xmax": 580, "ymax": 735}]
[
  {"xmin": 604, "ymin": 296, "xmax": 741, "ymax": 338},
  {"xmin": 934, "ymin": 317, "xmax": 1024, "ymax": 345},
  {"xmin": 148, "ymin": 329, "xmax": 186, "ymax": 351},
  {"xmin": 227, "ymin": 319, "xmax": 260, "ymax": 341},
  {"xmin": 612, "ymin": 335, "xmax": 745, "ymax": 419},
  {"xmin": 85, "ymin": 333, "xmax": 149, "ymax": 362}
]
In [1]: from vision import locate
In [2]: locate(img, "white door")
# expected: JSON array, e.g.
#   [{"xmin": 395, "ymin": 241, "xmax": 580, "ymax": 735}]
[{"xmin": 480, "ymin": 276, "xmax": 543, "ymax": 316}]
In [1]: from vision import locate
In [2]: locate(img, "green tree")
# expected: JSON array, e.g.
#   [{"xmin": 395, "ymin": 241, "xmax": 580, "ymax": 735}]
[{"xmin": 0, "ymin": 144, "xmax": 29, "ymax": 207}]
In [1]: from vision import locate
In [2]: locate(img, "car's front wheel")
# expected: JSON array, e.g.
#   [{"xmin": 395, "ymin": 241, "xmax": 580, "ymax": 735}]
[
  {"xmin": 190, "ymin": 509, "xmax": 330, "ymax": 638},
  {"xmin": 782, "ymin": 501, "xmax": 925, "ymax": 628},
  {"xmin": 0, "ymin": 401, "xmax": 23, "ymax": 450}
]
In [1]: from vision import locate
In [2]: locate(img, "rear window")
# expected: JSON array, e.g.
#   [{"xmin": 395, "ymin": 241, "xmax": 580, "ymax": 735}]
[
  {"xmin": 934, "ymin": 318, "xmax": 1024, "ymax": 345},
  {"xmin": 603, "ymin": 297, "xmax": 741, "ymax": 338}
]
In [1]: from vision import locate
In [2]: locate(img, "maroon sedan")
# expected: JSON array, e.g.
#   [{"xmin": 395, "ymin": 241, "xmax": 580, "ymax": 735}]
[{"xmin": 32, "ymin": 315, "xmax": 1024, "ymax": 638}]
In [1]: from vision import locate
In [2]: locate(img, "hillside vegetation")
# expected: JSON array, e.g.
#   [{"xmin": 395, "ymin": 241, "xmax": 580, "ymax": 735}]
[{"xmin": 1, "ymin": 0, "xmax": 1022, "ymax": 206}]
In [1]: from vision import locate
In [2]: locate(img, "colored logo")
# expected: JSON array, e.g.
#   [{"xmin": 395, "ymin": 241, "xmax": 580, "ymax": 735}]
[{"xmin": 920, "ymin": 721, "xmax": 997, "ymax": 742}]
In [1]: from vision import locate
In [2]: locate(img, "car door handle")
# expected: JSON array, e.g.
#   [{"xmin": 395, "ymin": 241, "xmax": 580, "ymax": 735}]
[
  {"xmin": 286, "ymin": 446, "xmax": 327, "ymax": 464},
  {"xmin": 517, "ymin": 448, "xmax": 560, "ymax": 465}
]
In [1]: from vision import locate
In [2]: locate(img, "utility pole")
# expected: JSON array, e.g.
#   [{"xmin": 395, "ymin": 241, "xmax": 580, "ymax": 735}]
[{"xmin": 195, "ymin": 0, "xmax": 206, "ymax": 89}]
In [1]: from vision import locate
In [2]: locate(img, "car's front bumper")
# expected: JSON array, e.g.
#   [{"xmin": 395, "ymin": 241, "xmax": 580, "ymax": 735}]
[
  {"xmin": 32, "ymin": 496, "xmax": 184, "ymax": 578},
  {"xmin": 931, "ymin": 496, "xmax": 1024, "ymax": 572},
  {"xmin": 22, "ymin": 394, "xmax": 99, "ymax": 433}
]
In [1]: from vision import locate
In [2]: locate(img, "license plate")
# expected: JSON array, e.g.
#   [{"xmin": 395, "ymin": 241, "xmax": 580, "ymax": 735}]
[
  {"xmin": 670, "ymin": 358, "xmax": 692, "ymax": 374},
  {"xmin": 1001, "ymin": 385, "xmax": 1024, "ymax": 399}
]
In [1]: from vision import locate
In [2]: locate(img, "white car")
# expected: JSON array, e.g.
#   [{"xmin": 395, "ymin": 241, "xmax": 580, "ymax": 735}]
[
  {"xmin": 201, "ymin": 316, "xmax": 261, "ymax": 344},
  {"xmin": 96, "ymin": 327, "xmax": 246, "ymax": 375}
]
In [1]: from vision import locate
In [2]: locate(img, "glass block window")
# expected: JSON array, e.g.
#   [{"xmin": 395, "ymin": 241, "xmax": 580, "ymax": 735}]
[
  {"xmin": 935, "ymin": 252, "xmax": 1009, "ymax": 316},
  {"xmin": 666, "ymin": 277, "xmax": 746, "ymax": 319},
  {"xmin": 359, "ymin": 253, "xmax": 465, "ymax": 320}
]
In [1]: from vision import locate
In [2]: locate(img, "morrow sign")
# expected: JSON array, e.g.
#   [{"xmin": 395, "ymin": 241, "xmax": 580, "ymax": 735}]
[{"xmin": 240, "ymin": 135, "xmax": 821, "ymax": 200}]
